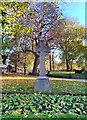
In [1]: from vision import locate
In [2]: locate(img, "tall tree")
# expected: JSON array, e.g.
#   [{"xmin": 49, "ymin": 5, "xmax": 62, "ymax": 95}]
[
  {"xmin": 0, "ymin": 2, "xmax": 32, "ymax": 70},
  {"xmin": 58, "ymin": 20, "xmax": 85, "ymax": 71},
  {"xmin": 26, "ymin": 2, "xmax": 64, "ymax": 75},
  {"xmin": 1, "ymin": 2, "xmax": 64, "ymax": 74}
]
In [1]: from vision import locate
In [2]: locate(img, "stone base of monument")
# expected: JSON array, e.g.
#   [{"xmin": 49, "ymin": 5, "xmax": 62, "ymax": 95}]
[{"xmin": 34, "ymin": 77, "xmax": 52, "ymax": 92}]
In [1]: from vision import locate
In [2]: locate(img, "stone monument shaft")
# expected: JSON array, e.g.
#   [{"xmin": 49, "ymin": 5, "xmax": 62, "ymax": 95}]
[
  {"xmin": 34, "ymin": 37, "xmax": 52, "ymax": 92},
  {"xmin": 39, "ymin": 39, "xmax": 46, "ymax": 77}
]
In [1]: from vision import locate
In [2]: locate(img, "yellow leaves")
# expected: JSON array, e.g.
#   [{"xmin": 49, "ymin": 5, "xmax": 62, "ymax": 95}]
[
  {"xmin": 51, "ymin": 1, "xmax": 57, "ymax": 5},
  {"xmin": 44, "ymin": 0, "xmax": 49, "ymax": 2},
  {"xmin": 0, "ymin": 6, "xmax": 5, "ymax": 11},
  {"xmin": 25, "ymin": 27, "xmax": 33, "ymax": 34},
  {"xmin": 12, "ymin": 23, "xmax": 31, "ymax": 35},
  {"xmin": 44, "ymin": 0, "xmax": 56, "ymax": 3}
]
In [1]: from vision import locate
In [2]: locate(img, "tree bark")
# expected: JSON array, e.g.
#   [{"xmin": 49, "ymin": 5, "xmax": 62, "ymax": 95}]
[
  {"xmin": 24, "ymin": 52, "xmax": 26, "ymax": 75},
  {"xmin": 14, "ymin": 60, "xmax": 17, "ymax": 72},
  {"xmin": 66, "ymin": 55, "xmax": 70, "ymax": 71},
  {"xmin": 32, "ymin": 54, "xmax": 39, "ymax": 75}
]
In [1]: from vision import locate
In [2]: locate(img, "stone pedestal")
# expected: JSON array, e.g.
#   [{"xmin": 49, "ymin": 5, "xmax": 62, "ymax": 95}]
[{"xmin": 34, "ymin": 77, "xmax": 52, "ymax": 92}]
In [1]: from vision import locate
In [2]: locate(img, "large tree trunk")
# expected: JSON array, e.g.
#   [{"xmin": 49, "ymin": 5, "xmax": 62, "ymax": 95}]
[
  {"xmin": 32, "ymin": 54, "xmax": 39, "ymax": 75},
  {"xmin": 23, "ymin": 52, "xmax": 26, "ymax": 75},
  {"xmin": 66, "ymin": 55, "xmax": 70, "ymax": 71},
  {"xmin": 14, "ymin": 52, "xmax": 20, "ymax": 73},
  {"xmin": 66, "ymin": 60, "xmax": 69, "ymax": 71},
  {"xmin": 65, "ymin": 49, "xmax": 71, "ymax": 71},
  {"xmin": 14, "ymin": 60, "xmax": 17, "ymax": 72}
]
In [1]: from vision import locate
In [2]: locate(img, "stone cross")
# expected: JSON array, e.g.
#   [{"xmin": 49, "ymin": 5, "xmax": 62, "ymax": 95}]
[{"xmin": 34, "ymin": 38, "xmax": 52, "ymax": 92}]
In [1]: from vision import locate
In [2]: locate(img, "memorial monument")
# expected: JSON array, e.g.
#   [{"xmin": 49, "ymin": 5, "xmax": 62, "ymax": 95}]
[{"xmin": 34, "ymin": 37, "xmax": 52, "ymax": 92}]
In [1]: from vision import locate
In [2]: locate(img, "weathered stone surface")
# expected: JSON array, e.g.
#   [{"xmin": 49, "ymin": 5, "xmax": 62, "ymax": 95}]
[
  {"xmin": 34, "ymin": 38, "xmax": 51, "ymax": 92},
  {"xmin": 34, "ymin": 77, "xmax": 52, "ymax": 92}
]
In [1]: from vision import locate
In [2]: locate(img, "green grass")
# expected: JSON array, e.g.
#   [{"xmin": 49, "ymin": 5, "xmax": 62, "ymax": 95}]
[
  {"xmin": 2, "ymin": 80, "xmax": 87, "ymax": 95},
  {"xmin": 1, "ymin": 113, "xmax": 87, "ymax": 120},
  {"xmin": 48, "ymin": 71, "xmax": 87, "ymax": 78},
  {"xmin": 52, "ymin": 80, "xmax": 87, "ymax": 95},
  {"xmin": 1, "ymin": 78, "xmax": 87, "ymax": 119}
]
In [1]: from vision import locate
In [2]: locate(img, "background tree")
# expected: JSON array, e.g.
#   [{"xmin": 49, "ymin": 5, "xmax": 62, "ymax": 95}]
[
  {"xmin": 58, "ymin": 20, "xmax": 85, "ymax": 71},
  {"xmin": 0, "ymin": 2, "xmax": 32, "ymax": 72},
  {"xmin": 25, "ymin": 2, "xmax": 64, "ymax": 75},
  {"xmin": 1, "ymin": 2, "xmax": 64, "ymax": 74}
]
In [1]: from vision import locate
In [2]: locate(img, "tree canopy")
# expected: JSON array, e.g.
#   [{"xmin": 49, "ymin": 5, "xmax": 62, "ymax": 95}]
[{"xmin": 0, "ymin": 1, "xmax": 86, "ymax": 73}]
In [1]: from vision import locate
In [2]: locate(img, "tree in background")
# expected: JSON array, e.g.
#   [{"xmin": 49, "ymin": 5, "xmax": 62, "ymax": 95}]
[
  {"xmin": 0, "ymin": 2, "xmax": 32, "ymax": 72},
  {"xmin": 58, "ymin": 19, "xmax": 85, "ymax": 71},
  {"xmin": 1, "ymin": 2, "xmax": 64, "ymax": 74},
  {"xmin": 26, "ymin": 2, "xmax": 64, "ymax": 75}
]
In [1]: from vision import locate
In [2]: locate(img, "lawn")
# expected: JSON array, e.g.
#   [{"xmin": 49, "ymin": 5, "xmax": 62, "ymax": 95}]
[
  {"xmin": 48, "ymin": 71, "xmax": 87, "ymax": 79},
  {"xmin": 0, "ymin": 76, "xmax": 87, "ymax": 119}
]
